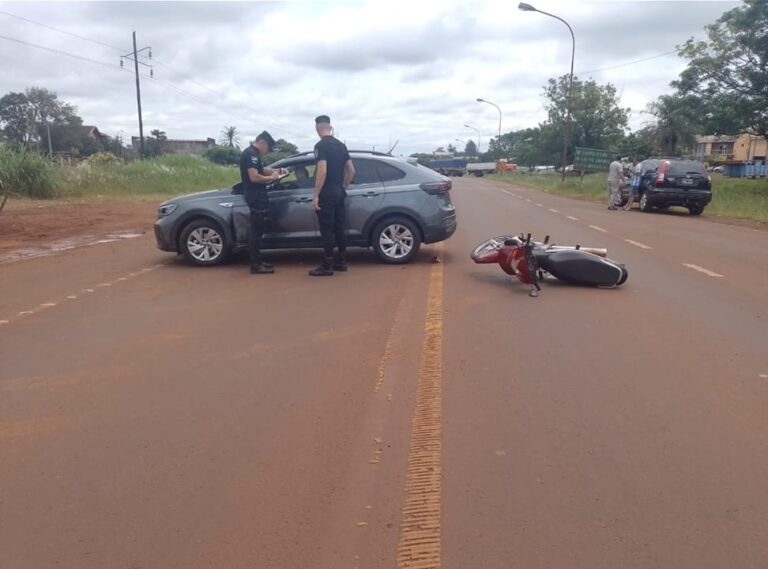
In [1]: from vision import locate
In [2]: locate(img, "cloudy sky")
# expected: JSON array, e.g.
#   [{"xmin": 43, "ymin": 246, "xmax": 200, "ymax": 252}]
[{"xmin": 0, "ymin": 0, "xmax": 738, "ymax": 156}]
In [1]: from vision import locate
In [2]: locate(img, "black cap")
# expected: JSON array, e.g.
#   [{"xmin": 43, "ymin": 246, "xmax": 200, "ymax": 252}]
[
  {"xmin": 256, "ymin": 130, "xmax": 277, "ymax": 151},
  {"xmin": 315, "ymin": 115, "xmax": 331, "ymax": 125}
]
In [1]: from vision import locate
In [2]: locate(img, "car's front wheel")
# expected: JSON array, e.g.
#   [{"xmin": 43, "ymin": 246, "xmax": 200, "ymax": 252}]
[
  {"xmin": 639, "ymin": 192, "xmax": 653, "ymax": 212},
  {"xmin": 372, "ymin": 217, "xmax": 421, "ymax": 264},
  {"xmin": 179, "ymin": 219, "xmax": 230, "ymax": 266},
  {"xmin": 688, "ymin": 204, "xmax": 705, "ymax": 216}
]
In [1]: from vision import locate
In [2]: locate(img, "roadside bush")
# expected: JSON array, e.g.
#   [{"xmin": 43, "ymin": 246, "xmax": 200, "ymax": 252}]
[
  {"xmin": 203, "ymin": 145, "xmax": 240, "ymax": 166},
  {"xmin": 86, "ymin": 152, "xmax": 123, "ymax": 168},
  {"xmin": 0, "ymin": 145, "xmax": 57, "ymax": 199}
]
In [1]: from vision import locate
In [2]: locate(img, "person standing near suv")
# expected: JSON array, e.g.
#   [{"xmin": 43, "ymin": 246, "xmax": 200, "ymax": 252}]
[
  {"xmin": 239, "ymin": 131, "xmax": 286, "ymax": 274},
  {"xmin": 607, "ymin": 155, "xmax": 623, "ymax": 210},
  {"xmin": 309, "ymin": 115, "xmax": 356, "ymax": 277}
]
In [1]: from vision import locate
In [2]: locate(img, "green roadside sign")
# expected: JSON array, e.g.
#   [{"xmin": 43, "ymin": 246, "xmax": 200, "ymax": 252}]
[{"xmin": 574, "ymin": 147, "xmax": 612, "ymax": 172}]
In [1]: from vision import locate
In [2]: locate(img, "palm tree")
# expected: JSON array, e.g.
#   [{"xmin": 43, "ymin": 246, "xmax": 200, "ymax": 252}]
[{"xmin": 220, "ymin": 126, "xmax": 240, "ymax": 149}]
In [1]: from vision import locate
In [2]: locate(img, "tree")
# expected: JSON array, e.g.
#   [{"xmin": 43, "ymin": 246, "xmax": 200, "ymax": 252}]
[
  {"xmin": 0, "ymin": 88, "xmax": 81, "ymax": 150},
  {"xmin": 675, "ymin": 0, "xmax": 768, "ymax": 138},
  {"xmin": 220, "ymin": 126, "xmax": 240, "ymax": 149},
  {"xmin": 464, "ymin": 139, "xmax": 477, "ymax": 156},
  {"xmin": 149, "ymin": 129, "xmax": 167, "ymax": 141},
  {"xmin": 263, "ymin": 138, "xmax": 300, "ymax": 165},
  {"xmin": 204, "ymin": 145, "xmax": 240, "ymax": 165},
  {"xmin": 544, "ymin": 75, "xmax": 630, "ymax": 164}
]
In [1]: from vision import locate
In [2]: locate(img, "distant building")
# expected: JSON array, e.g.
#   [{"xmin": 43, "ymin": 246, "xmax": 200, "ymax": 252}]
[
  {"xmin": 694, "ymin": 133, "xmax": 767, "ymax": 163},
  {"xmin": 81, "ymin": 125, "xmax": 109, "ymax": 143},
  {"xmin": 130, "ymin": 136, "xmax": 216, "ymax": 157}
]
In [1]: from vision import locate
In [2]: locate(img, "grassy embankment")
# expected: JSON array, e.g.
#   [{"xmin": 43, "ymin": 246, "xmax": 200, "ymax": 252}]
[
  {"xmin": 0, "ymin": 149, "xmax": 239, "ymax": 204},
  {"xmin": 493, "ymin": 171, "xmax": 768, "ymax": 224}
]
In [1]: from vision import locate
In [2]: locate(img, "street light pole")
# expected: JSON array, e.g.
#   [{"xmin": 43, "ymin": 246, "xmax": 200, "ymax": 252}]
[
  {"xmin": 518, "ymin": 2, "xmax": 575, "ymax": 181},
  {"xmin": 464, "ymin": 124, "xmax": 481, "ymax": 157},
  {"xmin": 477, "ymin": 98, "xmax": 502, "ymax": 163}
]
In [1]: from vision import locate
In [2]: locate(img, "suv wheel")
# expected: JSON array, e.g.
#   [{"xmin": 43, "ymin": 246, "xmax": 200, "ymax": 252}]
[
  {"xmin": 688, "ymin": 205, "xmax": 705, "ymax": 216},
  {"xmin": 179, "ymin": 219, "xmax": 230, "ymax": 266},
  {"xmin": 639, "ymin": 192, "xmax": 653, "ymax": 212},
  {"xmin": 372, "ymin": 217, "xmax": 421, "ymax": 264}
]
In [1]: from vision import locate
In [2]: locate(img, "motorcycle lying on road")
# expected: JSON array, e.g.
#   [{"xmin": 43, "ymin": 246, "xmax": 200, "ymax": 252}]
[{"xmin": 471, "ymin": 234, "xmax": 629, "ymax": 297}]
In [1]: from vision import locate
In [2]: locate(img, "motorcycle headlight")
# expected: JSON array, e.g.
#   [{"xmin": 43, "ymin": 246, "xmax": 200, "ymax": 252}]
[{"xmin": 157, "ymin": 203, "xmax": 178, "ymax": 217}]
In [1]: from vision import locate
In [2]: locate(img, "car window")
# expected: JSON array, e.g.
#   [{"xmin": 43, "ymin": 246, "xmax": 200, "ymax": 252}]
[
  {"xmin": 351, "ymin": 158, "xmax": 380, "ymax": 185},
  {"xmin": 667, "ymin": 160, "xmax": 707, "ymax": 176},
  {"xmin": 280, "ymin": 163, "xmax": 316, "ymax": 189},
  {"xmin": 376, "ymin": 162, "xmax": 406, "ymax": 183}
]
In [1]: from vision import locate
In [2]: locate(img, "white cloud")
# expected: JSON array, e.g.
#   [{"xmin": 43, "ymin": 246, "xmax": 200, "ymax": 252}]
[{"xmin": 0, "ymin": 0, "xmax": 739, "ymax": 156}]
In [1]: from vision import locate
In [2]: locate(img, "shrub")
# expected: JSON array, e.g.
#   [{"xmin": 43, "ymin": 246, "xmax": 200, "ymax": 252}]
[
  {"xmin": 0, "ymin": 145, "xmax": 57, "ymax": 199},
  {"xmin": 86, "ymin": 152, "xmax": 123, "ymax": 168},
  {"xmin": 203, "ymin": 145, "xmax": 240, "ymax": 165}
]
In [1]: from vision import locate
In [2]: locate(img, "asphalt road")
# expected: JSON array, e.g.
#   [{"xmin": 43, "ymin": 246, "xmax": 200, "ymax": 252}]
[{"xmin": 2, "ymin": 175, "xmax": 767, "ymax": 569}]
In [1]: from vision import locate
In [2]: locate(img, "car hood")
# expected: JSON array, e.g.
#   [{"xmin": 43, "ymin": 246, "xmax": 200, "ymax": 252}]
[{"xmin": 160, "ymin": 187, "xmax": 236, "ymax": 207}]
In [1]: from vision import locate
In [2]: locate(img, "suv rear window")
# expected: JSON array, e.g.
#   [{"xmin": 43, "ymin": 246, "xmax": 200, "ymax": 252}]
[
  {"xmin": 351, "ymin": 158, "xmax": 406, "ymax": 185},
  {"xmin": 667, "ymin": 160, "xmax": 707, "ymax": 176}
]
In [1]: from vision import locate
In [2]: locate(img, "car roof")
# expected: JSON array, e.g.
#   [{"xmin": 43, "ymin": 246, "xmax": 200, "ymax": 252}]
[{"xmin": 272, "ymin": 151, "xmax": 416, "ymax": 168}]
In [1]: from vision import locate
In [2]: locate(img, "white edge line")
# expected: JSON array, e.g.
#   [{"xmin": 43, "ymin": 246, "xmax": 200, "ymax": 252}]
[
  {"xmin": 588, "ymin": 224, "xmax": 608, "ymax": 233},
  {"xmin": 566, "ymin": 215, "xmax": 579, "ymax": 221},
  {"xmin": 683, "ymin": 263, "xmax": 724, "ymax": 278},
  {"xmin": 624, "ymin": 239, "xmax": 652, "ymax": 250},
  {"xmin": 548, "ymin": 208, "xmax": 560, "ymax": 213}
]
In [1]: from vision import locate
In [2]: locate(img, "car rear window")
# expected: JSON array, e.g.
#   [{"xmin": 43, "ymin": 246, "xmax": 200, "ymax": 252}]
[
  {"xmin": 667, "ymin": 160, "xmax": 707, "ymax": 176},
  {"xmin": 351, "ymin": 158, "xmax": 406, "ymax": 184}
]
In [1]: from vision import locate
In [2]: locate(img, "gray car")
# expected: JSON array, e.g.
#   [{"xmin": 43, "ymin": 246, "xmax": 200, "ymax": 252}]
[{"xmin": 154, "ymin": 151, "xmax": 457, "ymax": 265}]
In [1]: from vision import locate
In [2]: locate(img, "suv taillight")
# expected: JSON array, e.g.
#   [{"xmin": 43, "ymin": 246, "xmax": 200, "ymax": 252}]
[
  {"xmin": 656, "ymin": 161, "xmax": 669, "ymax": 184},
  {"xmin": 420, "ymin": 181, "xmax": 452, "ymax": 194}
]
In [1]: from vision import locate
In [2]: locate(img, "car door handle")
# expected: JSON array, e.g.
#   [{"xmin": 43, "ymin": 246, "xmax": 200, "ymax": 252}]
[
  {"xmin": 364, "ymin": 191, "xmax": 379, "ymax": 197},
  {"xmin": 295, "ymin": 197, "xmax": 313, "ymax": 203}
]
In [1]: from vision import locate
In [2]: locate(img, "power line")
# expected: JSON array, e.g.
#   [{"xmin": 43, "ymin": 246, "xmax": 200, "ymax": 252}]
[
  {"xmin": 0, "ymin": 34, "xmax": 128, "ymax": 72},
  {"xmin": 0, "ymin": 8, "xmax": 127, "ymax": 52},
  {"xmin": 578, "ymin": 49, "xmax": 679, "ymax": 75},
  {"xmin": 0, "ymin": 34, "xmax": 302, "ymax": 139},
  {"xmin": 0, "ymin": 7, "xmax": 298, "ymax": 136}
]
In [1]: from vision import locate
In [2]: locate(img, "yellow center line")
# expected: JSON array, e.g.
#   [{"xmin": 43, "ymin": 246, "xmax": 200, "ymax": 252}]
[{"xmin": 396, "ymin": 248, "xmax": 443, "ymax": 569}]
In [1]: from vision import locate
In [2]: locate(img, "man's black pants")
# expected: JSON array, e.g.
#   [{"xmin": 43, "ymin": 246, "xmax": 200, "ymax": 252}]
[
  {"xmin": 248, "ymin": 206, "xmax": 268, "ymax": 268},
  {"xmin": 316, "ymin": 196, "xmax": 347, "ymax": 259}
]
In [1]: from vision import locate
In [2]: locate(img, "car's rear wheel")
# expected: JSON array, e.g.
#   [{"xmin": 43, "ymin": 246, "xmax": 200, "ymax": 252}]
[
  {"xmin": 372, "ymin": 217, "xmax": 421, "ymax": 264},
  {"xmin": 179, "ymin": 219, "xmax": 230, "ymax": 266},
  {"xmin": 639, "ymin": 192, "xmax": 653, "ymax": 212},
  {"xmin": 688, "ymin": 204, "xmax": 705, "ymax": 216}
]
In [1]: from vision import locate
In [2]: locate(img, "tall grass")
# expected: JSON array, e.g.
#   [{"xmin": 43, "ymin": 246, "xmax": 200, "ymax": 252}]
[
  {"xmin": 495, "ymin": 171, "xmax": 768, "ymax": 223},
  {"xmin": 0, "ymin": 146, "xmax": 57, "ymax": 199},
  {"xmin": 56, "ymin": 154, "xmax": 239, "ymax": 198}
]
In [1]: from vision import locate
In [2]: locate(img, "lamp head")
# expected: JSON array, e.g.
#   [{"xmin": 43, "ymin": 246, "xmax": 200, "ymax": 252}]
[{"xmin": 518, "ymin": 3, "xmax": 537, "ymax": 11}]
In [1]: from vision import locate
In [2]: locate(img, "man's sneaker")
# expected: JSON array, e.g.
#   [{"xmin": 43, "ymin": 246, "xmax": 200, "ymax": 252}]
[
  {"xmin": 250, "ymin": 264, "xmax": 274, "ymax": 274},
  {"xmin": 332, "ymin": 254, "xmax": 348, "ymax": 272},
  {"xmin": 309, "ymin": 258, "xmax": 334, "ymax": 277},
  {"xmin": 261, "ymin": 261, "xmax": 274, "ymax": 269}
]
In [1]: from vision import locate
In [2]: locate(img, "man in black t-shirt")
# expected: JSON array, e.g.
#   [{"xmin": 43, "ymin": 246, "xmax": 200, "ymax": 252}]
[
  {"xmin": 309, "ymin": 115, "xmax": 356, "ymax": 277},
  {"xmin": 239, "ymin": 131, "xmax": 286, "ymax": 274}
]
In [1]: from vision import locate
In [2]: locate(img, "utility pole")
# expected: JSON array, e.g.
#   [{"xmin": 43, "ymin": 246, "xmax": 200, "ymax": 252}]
[
  {"xmin": 121, "ymin": 32, "xmax": 152, "ymax": 159},
  {"xmin": 45, "ymin": 122, "xmax": 53, "ymax": 155}
]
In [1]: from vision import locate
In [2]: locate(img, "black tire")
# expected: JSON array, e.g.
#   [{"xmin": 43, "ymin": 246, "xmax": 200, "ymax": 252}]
[
  {"xmin": 371, "ymin": 217, "xmax": 421, "ymax": 264},
  {"xmin": 179, "ymin": 219, "xmax": 230, "ymax": 266},
  {"xmin": 638, "ymin": 192, "xmax": 653, "ymax": 212},
  {"xmin": 688, "ymin": 205, "xmax": 704, "ymax": 216},
  {"xmin": 473, "ymin": 171, "xmax": 484, "ymax": 177}
]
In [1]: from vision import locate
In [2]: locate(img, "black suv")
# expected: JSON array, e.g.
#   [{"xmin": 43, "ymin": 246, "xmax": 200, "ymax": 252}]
[{"xmin": 628, "ymin": 158, "xmax": 712, "ymax": 215}]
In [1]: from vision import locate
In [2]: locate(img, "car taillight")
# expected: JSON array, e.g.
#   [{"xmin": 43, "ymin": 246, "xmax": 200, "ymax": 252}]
[
  {"xmin": 656, "ymin": 161, "xmax": 668, "ymax": 184},
  {"xmin": 420, "ymin": 181, "xmax": 452, "ymax": 194}
]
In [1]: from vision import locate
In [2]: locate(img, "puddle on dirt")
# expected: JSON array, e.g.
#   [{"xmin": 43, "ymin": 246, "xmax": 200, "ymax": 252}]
[{"xmin": 0, "ymin": 231, "xmax": 145, "ymax": 264}]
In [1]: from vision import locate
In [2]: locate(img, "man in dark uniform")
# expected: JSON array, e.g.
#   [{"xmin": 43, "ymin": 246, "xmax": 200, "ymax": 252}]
[
  {"xmin": 239, "ymin": 131, "xmax": 285, "ymax": 274},
  {"xmin": 310, "ymin": 115, "xmax": 355, "ymax": 277}
]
